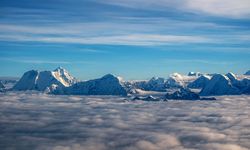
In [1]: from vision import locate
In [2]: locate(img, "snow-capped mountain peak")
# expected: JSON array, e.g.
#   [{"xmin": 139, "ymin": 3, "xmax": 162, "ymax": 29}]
[
  {"xmin": 226, "ymin": 72, "xmax": 237, "ymax": 81},
  {"xmin": 13, "ymin": 70, "xmax": 39, "ymax": 90},
  {"xmin": 170, "ymin": 73, "xmax": 183, "ymax": 79},
  {"xmin": 60, "ymin": 74, "xmax": 127, "ymax": 95},
  {"xmin": 13, "ymin": 67, "xmax": 77, "ymax": 92},
  {"xmin": 187, "ymin": 75, "xmax": 211, "ymax": 89},
  {"xmin": 52, "ymin": 67, "xmax": 76, "ymax": 87},
  {"xmin": 200, "ymin": 74, "xmax": 240, "ymax": 96},
  {"xmin": 188, "ymin": 72, "xmax": 202, "ymax": 77}
]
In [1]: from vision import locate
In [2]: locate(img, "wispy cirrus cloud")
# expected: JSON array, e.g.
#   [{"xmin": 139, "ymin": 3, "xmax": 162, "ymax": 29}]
[
  {"xmin": 0, "ymin": 33, "xmax": 212, "ymax": 46},
  {"xmin": 1, "ymin": 30, "xmax": 248, "ymax": 46},
  {"xmin": 0, "ymin": 57, "xmax": 70, "ymax": 64},
  {"xmin": 0, "ymin": 57, "xmax": 95, "ymax": 65},
  {"xmin": 101, "ymin": 0, "xmax": 250, "ymax": 18},
  {"xmin": 0, "ymin": 12, "xmax": 248, "ymax": 46},
  {"xmin": 184, "ymin": 0, "xmax": 250, "ymax": 18},
  {"xmin": 163, "ymin": 58, "xmax": 238, "ymax": 65}
]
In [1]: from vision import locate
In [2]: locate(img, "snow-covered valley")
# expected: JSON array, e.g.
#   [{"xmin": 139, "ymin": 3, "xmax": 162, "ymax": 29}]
[{"xmin": 0, "ymin": 92, "xmax": 249, "ymax": 150}]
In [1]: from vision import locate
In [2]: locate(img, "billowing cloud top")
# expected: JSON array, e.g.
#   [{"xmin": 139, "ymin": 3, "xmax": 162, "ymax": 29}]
[{"xmin": 0, "ymin": 92, "xmax": 249, "ymax": 150}]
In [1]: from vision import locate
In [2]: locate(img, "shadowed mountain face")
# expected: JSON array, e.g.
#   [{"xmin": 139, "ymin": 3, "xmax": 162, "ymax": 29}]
[
  {"xmin": 62, "ymin": 74, "xmax": 127, "ymax": 96},
  {"xmin": 187, "ymin": 75, "xmax": 211, "ymax": 89},
  {"xmin": 0, "ymin": 81, "xmax": 5, "ymax": 92},
  {"xmin": 165, "ymin": 88, "xmax": 200, "ymax": 100},
  {"xmin": 200, "ymin": 74, "xmax": 240, "ymax": 96},
  {"xmin": 245, "ymin": 70, "xmax": 250, "ymax": 75},
  {"xmin": 13, "ymin": 70, "xmax": 39, "ymax": 90},
  {"xmin": 0, "ymin": 81, "xmax": 4, "ymax": 89}
]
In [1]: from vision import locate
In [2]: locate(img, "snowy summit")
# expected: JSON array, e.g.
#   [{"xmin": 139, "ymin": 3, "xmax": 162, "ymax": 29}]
[{"xmin": 13, "ymin": 67, "xmax": 77, "ymax": 92}]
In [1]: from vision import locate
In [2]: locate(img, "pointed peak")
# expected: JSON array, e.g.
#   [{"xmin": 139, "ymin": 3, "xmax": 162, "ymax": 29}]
[
  {"xmin": 200, "ymin": 74, "xmax": 211, "ymax": 79},
  {"xmin": 226, "ymin": 72, "xmax": 236, "ymax": 77},
  {"xmin": 171, "ymin": 72, "xmax": 182, "ymax": 77},
  {"xmin": 54, "ymin": 66, "xmax": 65, "ymax": 71},
  {"xmin": 226, "ymin": 72, "xmax": 235, "ymax": 75},
  {"xmin": 53, "ymin": 67, "xmax": 70, "ymax": 75},
  {"xmin": 245, "ymin": 70, "xmax": 250, "ymax": 75},
  {"xmin": 24, "ymin": 70, "xmax": 39, "ymax": 76},
  {"xmin": 117, "ymin": 76, "xmax": 124, "ymax": 82},
  {"xmin": 211, "ymin": 74, "xmax": 230, "ymax": 81},
  {"xmin": 150, "ymin": 76, "xmax": 163, "ymax": 80},
  {"xmin": 226, "ymin": 72, "xmax": 237, "ymax": 82},
  {"xmin": 149, "ymin": 77, "xmax": 164, "ymax": 82},
  {"xmin": 188, "ymin": 72, "xmax": 202, "ymax": 76},
  {"xmin": 170, "ymin": 73, "xmax": 183, "ymax": 80}
]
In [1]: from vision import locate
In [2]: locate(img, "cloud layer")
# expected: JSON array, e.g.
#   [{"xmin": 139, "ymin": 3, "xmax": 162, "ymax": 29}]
[
  {"xmin": 0, "ymin": 0, "xmax": 249, "ymax": 46},
  {"xmin": 0, "ymin": 92, "xmax": 249, "ymax": 150},
  {"xmin": 103, "ymin": 0, "xmax": 250, "ymax": 18}
]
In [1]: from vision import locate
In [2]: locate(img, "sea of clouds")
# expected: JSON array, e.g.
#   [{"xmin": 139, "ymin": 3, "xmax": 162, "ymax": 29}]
[{"xmin": 0, "ymin": 92, "xmax": 249, "ymax": 150}]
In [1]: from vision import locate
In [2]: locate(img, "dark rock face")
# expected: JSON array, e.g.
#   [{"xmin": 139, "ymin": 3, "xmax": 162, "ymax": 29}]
[
  {"xmin": 239, "ymin": 79, "xmax": 250, "ymax": 94},
  {"xmin": 200, "ymin": 97, "xmax": 216, "ymax": 101},
  {"xmin": 0, "ymin": 81, "xmax": 4, "ymax": 89},
  {"xmin": 132, "ymin": 77, "xmax": 166, "ymax": 92},
  {"xmin": 226, "ymin": 72, "xmax": 237, "ymax": 82},
  {"xmin": 188, "ymin": 72, "xmax": 202, "ymax": 76},
  {"xmin": 165, "ymin": 88, "xmax": 200, "ymax": 100},
  {"xmin": 132, "ymin": 95, "xmax": 161, "ymax": 101},
  {"xmin": 0, "ymin": 81, "xmax": 5, "ymax": 92}
]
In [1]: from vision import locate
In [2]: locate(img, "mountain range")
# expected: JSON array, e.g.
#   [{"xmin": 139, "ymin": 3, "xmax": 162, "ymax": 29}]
[{"xmin": 1, "ymin": 67, "xmax": 250, "ymax": 97}]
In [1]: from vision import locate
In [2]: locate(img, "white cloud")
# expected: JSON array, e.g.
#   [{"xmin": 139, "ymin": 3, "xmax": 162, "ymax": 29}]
[
  {"xmin": 202, "ymin": 143, "xmax": 248, "ymax": 150},
  {"xmin": 102, "ymin": 0, "xmax": 250, "ymax": 18},
  {"xmin": 0, "ymin": 34, "xmax": 211, "ymax": 46},
  {"xmin": 163, "ymin": 59, "xmax": 238, "ymax": 65},
  {"xmin": 184, "ymin": 0, "xmax": 250, "ymax": 18},
  {"xmin": 0, "ymin": 57, "xmax": 95, "ymax": 65},
  {"xmin": 0, "ymin": 57, "xmax": 70, "ymax": 64},
  {"xmin": 0, "ymin": 19, "xmax": 247, "ymax": 46},
  {"xmin": 0, "ymin": 21, "xmax": 215, "ymax": 46},
  {"xmin": 0, "ymin": 92, "xmax": 250, "ymax": 149}
]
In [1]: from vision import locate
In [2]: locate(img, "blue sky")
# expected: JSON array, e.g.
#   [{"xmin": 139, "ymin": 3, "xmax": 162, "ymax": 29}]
[{"xmin": 0, "ymin": 0, "xmax": 250, "ymax": 80}]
